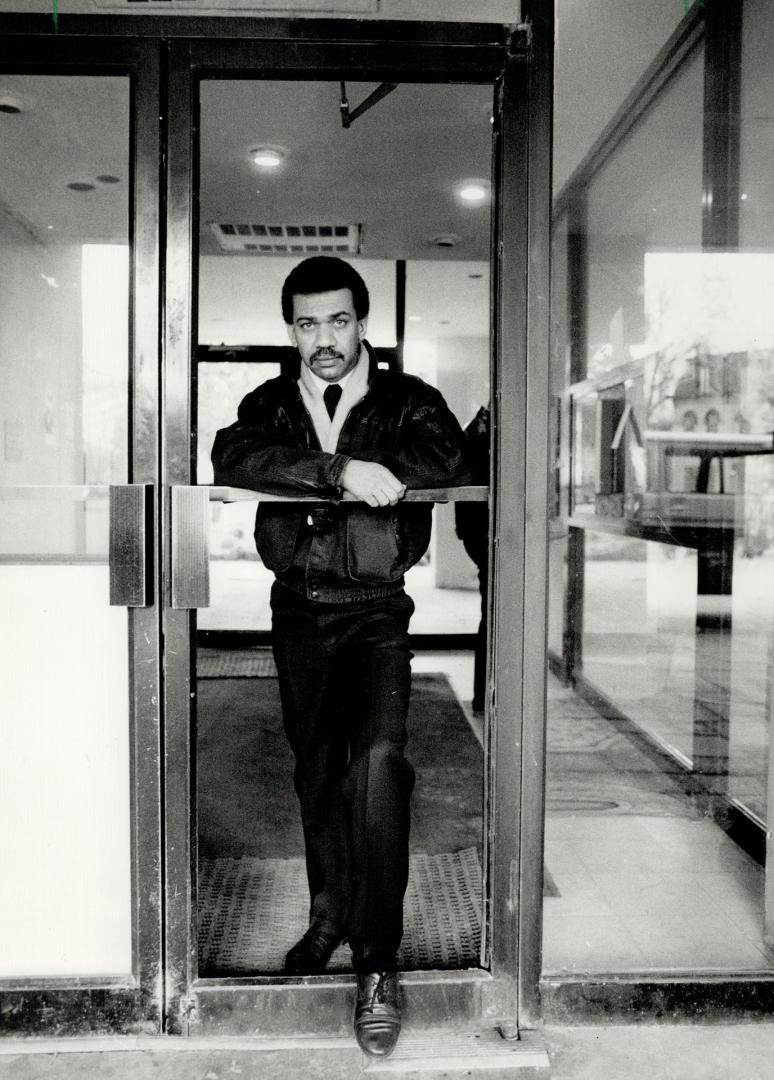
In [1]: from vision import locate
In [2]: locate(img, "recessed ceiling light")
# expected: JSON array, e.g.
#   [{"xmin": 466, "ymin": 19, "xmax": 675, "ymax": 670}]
[
  {"xmin": 250, "ymin": 146, "xmax": 287, "ymax": 170},
  {"xmin": 0, "ymin": 93, "xmax": 24, "ymax": 114},
  {"xmin": 457, "ymin": 180, "xmax": 490, "ymax": 204},
  {"xmin": 429, "ymin": 233, "xmax": 461, "ymax": 248}
]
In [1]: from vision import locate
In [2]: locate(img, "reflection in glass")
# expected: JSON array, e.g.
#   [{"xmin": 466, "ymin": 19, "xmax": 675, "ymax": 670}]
[
  {"xmin": 582, "ymin": 535, "xmax": 697, "ymax": 762},
  {"xmin": 584, "ymin": 54, "xmax": 704, "ymax": 381},
  {"xmin": 547, "ymin": 11, "xmax": 774, "ymax": 976},
  {"xmin": 0, "ymin": 76, "xmax": 132, "ymax": 977}
]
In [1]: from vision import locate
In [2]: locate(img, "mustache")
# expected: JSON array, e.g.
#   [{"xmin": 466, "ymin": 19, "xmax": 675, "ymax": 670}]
[{"xmin": 312, "ymin": 348, "xmax": 344, "ymax": 361}]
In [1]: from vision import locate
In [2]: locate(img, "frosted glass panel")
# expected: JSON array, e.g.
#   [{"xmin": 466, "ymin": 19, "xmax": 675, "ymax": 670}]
[
  {"xmin": 0, "ymin": 560, "xmax": 132, "ymax": 977},
  {"xmin": 0, "ymin": 75, "xmax": 133, "ymax": 978}
]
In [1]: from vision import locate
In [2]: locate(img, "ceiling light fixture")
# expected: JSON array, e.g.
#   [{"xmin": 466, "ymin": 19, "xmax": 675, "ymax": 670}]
[
  {"xmin": 0, "ymin": 93, "xmax": 24, "ymax": 115},
  {"xmin": 429, "ymin": 233, "xmax": 461, "ymax": 249},
  {"xmin": 457, "ymin": 181, "xmax": 490, "ymax": 204},
  {"xmin": 250, "ymin": 146, "xmax": 287, "ymax": 170}
]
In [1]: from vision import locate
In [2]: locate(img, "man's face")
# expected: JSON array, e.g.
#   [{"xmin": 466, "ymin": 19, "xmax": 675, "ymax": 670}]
[{"xmin": 287, "ymin": 288, "xmax": 367, "ymax": 383}]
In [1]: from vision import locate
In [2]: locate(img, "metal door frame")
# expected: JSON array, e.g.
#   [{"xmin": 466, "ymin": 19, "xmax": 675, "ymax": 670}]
[
  {"xmin": 0, "ymin": 8, "xmax": 552, "ymax": 1041},
  {"xmin": 0, "ymin": 25, "xmax": 164, "ymax": 1036},
  {"xmin": 161, "ymin": 13, "xmax": 551, "ymax": 1037}
]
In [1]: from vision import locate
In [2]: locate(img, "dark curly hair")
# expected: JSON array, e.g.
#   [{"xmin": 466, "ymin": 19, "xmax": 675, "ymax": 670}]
[{"xmin": 281, "ymin": 256, "xmax": 370, "ymax": 324}]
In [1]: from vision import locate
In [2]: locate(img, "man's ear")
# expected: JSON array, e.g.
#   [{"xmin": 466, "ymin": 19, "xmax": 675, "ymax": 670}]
[
  {"xmin": 358, "ymin": 318, "xmax": 368, "ymax": 341},
  {"xmin": 286, "ymin": 323, "xmax": 297, "ymax": 347}
]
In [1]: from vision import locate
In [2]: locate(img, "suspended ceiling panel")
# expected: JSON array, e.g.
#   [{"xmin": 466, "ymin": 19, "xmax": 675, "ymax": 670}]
[{"xmin": 199, "ymin": 80, "xmax": 494, "ymax": 260}]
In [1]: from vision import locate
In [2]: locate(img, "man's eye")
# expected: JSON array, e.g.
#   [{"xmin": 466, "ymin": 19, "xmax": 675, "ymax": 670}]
[{"xmin": 334, "ymin": 319, "xmax": 348, "ymax": 327}]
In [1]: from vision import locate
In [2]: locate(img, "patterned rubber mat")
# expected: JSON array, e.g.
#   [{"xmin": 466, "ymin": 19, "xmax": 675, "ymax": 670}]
[
  {"xmin": 198, "ymin": 848, "xmax": 482, "ymax": 975},
  {"xmin": 197, "ymin": 649, "xmax": 277, "ymax": 678}
]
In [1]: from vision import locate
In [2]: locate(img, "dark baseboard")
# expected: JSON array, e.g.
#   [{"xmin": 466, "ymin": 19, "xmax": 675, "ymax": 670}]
[
  {"xmin": 541, "ymin": 975, "xmax": 774, "ymax": 1023},
  {"xmin": 547, "ymin": 649, "xmax": 569, "ymax": 684}
]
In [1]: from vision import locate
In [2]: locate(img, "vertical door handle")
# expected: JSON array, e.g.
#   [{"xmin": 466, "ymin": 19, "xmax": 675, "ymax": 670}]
[
  {"xmin": 171, "ymin": 485, "xmax": 210, "ymax": 609},
  {"xmin": 109, "ymin": 484, "xmax": 153, "ymax": 607}
]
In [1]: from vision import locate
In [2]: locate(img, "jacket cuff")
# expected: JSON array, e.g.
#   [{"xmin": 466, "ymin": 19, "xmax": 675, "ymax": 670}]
[{"xmin": 328, "ymin": 453, "xmax": 351, "ymax": 497}]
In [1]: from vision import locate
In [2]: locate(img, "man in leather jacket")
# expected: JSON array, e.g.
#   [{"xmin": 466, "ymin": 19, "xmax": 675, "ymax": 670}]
[{"xmin": 211, "ymin": 256, "xmax": 470, "ymax": 1057}]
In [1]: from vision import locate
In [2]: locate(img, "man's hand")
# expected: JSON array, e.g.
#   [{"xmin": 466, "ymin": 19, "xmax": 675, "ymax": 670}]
[{"xmin": 340, "ymin": 459, "xmax": 406, "ymax": 507}]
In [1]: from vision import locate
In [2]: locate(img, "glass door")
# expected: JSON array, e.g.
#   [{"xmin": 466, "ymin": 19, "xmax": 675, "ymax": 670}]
[
  {"xmin": 0, "ymin": 39, "xmax": 162, "ymax": 1034},
  {"xmin": 163, "ymin": 21, "xmax": 548, "ymax": 1045}
]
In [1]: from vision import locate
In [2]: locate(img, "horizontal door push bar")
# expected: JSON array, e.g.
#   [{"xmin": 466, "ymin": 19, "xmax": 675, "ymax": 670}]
[{"xmin": 209, "ymin": 485, "xmax": 488, "ymax": 504}]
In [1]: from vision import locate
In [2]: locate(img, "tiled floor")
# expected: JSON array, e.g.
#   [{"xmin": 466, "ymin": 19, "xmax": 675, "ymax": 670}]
[{"xmin": 543, "ymin": 678, "xmax": 774, "ymax": 975}]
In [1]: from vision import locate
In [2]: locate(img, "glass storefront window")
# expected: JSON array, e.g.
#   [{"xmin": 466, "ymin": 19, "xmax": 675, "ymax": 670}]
[
  {"xmin": 728, "ymin": 0, "xmax": 774, "ymax": 828},
  {"xmin": 547, "ymin": 0, "xmax": 774, "ymax": 977}
]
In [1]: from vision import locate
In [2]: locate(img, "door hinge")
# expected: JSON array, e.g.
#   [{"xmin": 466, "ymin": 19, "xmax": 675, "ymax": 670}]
[{"xmin": 509, "ymin": 21, "xmax": 532, "ymax": 55}]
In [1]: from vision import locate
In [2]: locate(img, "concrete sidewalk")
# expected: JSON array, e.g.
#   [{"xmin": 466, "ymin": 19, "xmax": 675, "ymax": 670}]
[{"xmin": 1, "ymin": 1024, "xmax": 773, "ymax": 1080}]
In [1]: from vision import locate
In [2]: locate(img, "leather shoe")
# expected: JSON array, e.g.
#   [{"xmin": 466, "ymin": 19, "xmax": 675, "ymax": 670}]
[
  {"xmin": 283, "ymin": 922, "xmax": 344, "ymax": 974},
  {"xmin": 354, "ymin": 971, "xmax": 401, "ymax": 1057}
]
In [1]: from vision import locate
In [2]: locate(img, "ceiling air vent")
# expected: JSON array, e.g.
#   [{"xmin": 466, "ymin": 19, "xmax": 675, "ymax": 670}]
[
  {"xmin": 94, "ymin": 1, "xmax": 378, "ymax": 12},
  {"xmin": 208, "ymin": 222, "xmax": 362, "ymax": 255}
]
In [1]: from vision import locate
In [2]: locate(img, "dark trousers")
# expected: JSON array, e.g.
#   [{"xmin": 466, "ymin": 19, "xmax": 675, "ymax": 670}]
[{"xmin": 270, "ymin": 582, "xmax": 415, "ymax": 971}]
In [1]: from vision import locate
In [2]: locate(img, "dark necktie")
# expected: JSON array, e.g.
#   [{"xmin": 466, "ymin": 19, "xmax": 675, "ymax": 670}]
[{"xmin": 323, "ymin": 383, "xmax": 342, "ymax": 421}]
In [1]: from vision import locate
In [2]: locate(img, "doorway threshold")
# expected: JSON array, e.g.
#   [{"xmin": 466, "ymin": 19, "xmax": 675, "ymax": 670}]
[
  {"xmin": 188, "ymin": 968, "xmax": 496, "ymax": 1036},
  {"xmin": 365, "ymin": 1028, "xmax": 550, "ymax": 1074}
]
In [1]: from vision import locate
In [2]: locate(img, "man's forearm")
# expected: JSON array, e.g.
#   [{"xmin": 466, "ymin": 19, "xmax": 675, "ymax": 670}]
[{"xmin": 212, "ymin": 430, "xmax": 350, "ymax": 495}]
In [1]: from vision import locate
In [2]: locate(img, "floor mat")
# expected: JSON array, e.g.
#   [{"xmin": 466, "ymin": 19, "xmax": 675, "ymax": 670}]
[
  {"xmin": 198, "ymin": 648, "xmax": 277, "ymax": 678},
  {"xmin": 196, "ymin": 672, "xmax": 483, "ymax": 860},
  {"xmin": 198, "ymin": 848, "xmax": 482, "ymax": 976}
]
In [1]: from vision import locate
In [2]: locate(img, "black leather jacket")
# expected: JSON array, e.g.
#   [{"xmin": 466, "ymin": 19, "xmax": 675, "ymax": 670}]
[{"xmin": 211, "ymin": 345, "xmax": 472, "ymax": 603}]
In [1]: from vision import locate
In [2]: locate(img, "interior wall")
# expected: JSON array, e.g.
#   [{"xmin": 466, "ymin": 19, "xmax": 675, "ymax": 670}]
[
  {"xmin": 433, "ymin": 336, "xmax": 488, "ymax": 591},
  {"xmin": 199, "ymin": 255, "xmax": 397, "ymax": 346}
]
